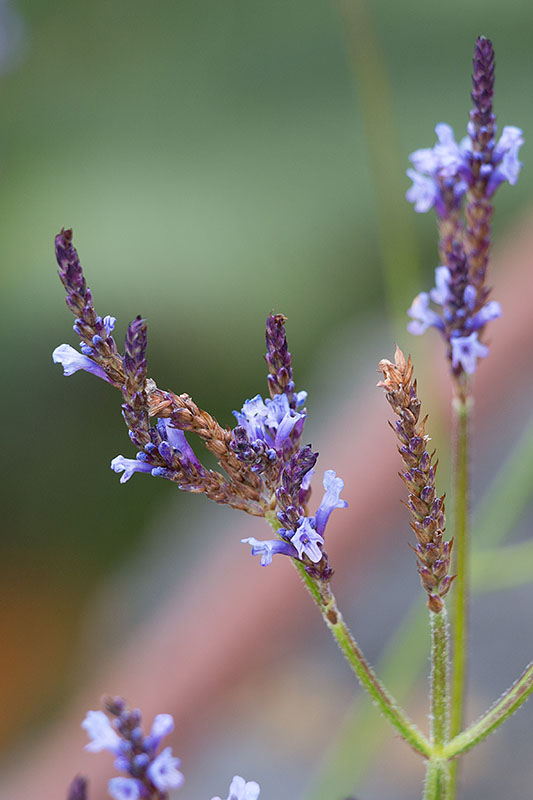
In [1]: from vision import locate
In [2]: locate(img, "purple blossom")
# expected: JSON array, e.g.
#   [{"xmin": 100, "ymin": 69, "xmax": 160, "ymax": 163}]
[
  {"xmin": 314, "ymin": 470, "xmax": 348, "ymax": 537},
  {"xmin": 53, "ymin": 344, "xmax": 113, "ymax": 383},
  {"xmin": 405, "ymin": 170, "xmax": 439, "ymax": 213},
  {"xmin": 450, "ymin": 332, "xmax": 489, "ymax": 374},
  {"xmin": 233, "ymin": 393, "xmax": 305, "ymax": 452},
  {"xmin": 290, "ymin": 518, "xmax": 324, "ymax": 563},
  {"xmin": 110, "ymin": 455, "xmax": 154, "ymax": 483},
  {"xmin": 241, "ymin": 537, "xmax": 297, "ymax": 566},
  {"xmin": 429, "ymin": 266, "xmax": 452, "ymax": 306},
  {"xmin": 108, "ymin": 777, "xmax": 140, "ymax": 800},
  {"xmin": 146, "ymin": 747, "xmax": 184, "ymax": 791},
  {"xmin": 407, "ymin": 293, "xmax": 445, "ymax": 335},
  {"xmin": 148, "ymin": 713, "xmax": 175, "ymax": 748},
  {"xmin": 487, "ymin": 125, "xmax": 524, "ymax": 194},
  {"xmin": 82, "ymin": 711, "xmax": 121, "ymax": 754},
  {"xmin": 158, "ymin": 420, "xmax": 201, "ymax": 468},
  {"xmin": 466, "ymin": 300, "xmax": 502, "ymax": 332},
  {"xmin": 211, "ymin": 775, "xmax": 261, "ymax": 800},
  {"xmin": 406, "ymin": 124, "xmax": 470, "ymax": 215}
]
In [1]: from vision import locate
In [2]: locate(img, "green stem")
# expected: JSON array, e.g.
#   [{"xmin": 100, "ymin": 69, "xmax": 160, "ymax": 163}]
[
  {"xmin": 284, "ymin": 546, "xmax": 432, "ymax": 758},
  {"xmin": 423, "ymin": 760, "xmax": 450, "ymax": 800},
  {"xmin": 423, "ymin": 609, "xmax": 450, "ymax": 800},
  {"xmin": 443, "ymin": 659, "xmax": 533, "ymax": 759},
  {"xmin": 431, "ymin": 608, "xmax": 449, "ymax": 748},
  {"xmin": 449, "ymin": 389, "xmax": 471, "ymax": 795}
]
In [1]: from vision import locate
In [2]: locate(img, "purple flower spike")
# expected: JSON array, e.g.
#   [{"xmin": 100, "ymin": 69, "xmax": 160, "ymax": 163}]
[
  {"xmin": 265, "ymin": 313, "xmax": 295, "ymax": 405},
  {"xmin": 82, "ymin": 710, "xmax": 122, "ymax": 754},
  {"xmin": 53, "ymin": 344, "xmax": 113, "ymax": 383},
  {"xmin": 241, "ymin": 537, "xmax": 297, "ymax": 566},
  {"xmin": 111, "ymin": 455, "xmax": 154, "ymax": 483},
  {"xmin": 290, "ymin": 518, "xmax": 324, "ymax": 563},
  {"xmin": 108, "ymin": 777, "xmax": 140, "ymax": 800},
  {"xmin": 314, "ymin": 470, "xmax": 348, "ymax": 536},
  {"xmin": 450, "ymin": 332, "xmax": 489, "ymax": 374},
  {"xmin": 211, "ymin": 775, "xmax": 261, "ymax": 800},
  {"xmin": 146, "ymin": 747, "xmax": 184, "ymax": 791}
]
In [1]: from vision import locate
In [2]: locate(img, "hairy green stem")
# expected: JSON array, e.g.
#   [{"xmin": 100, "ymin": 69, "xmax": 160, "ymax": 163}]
[
  {"xmin": 423, "ymin": 760, "xmax": 450, "ymax": 800},
  {"xmin": 449, "ymin": 390, "xmax": 471, "ymax": 795},
  {"xmin": 262, "ymin": 499, "xmax": 434, "ymax": 760},
  {"xmin": 423, "ymin": 608, "xmax": 450, "ymax": 799},
  {"xmin": 443, "ymin": 659, "xmax": 533, "ymax": 759},
  {"xmin": 431, "ymin": 608, "xmax": 449, "ymax": 748}
]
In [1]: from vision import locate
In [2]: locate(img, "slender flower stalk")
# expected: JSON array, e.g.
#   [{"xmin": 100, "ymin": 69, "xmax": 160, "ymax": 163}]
[
  {"xmin": 448, "ymin": 391, "xmax": 470, "ymax": 798},
  {"xmin": 443, "ymin": 659, "xmax": 533, "ymax": 759},
  {"xmin": 270, "ymin": 518, "xmax": 433, "ymax": 759}
]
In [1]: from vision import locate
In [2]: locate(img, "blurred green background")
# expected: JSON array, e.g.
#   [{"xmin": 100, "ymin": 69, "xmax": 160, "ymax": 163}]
[{"xmin": 1, "ymin": 0, "xmax": 531, "ymax": 769}]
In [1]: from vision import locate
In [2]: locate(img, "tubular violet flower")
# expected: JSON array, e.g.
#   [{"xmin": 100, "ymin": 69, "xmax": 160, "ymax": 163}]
[
  {"xmin": 53, "ymin": 344, "xmax": 113, "ymax": 383},
  {"xmin": 146, "ymin": 747, "xmax": 184, "ymax": 791},
  {"xmin": 82, "ymin": 711, "xmax": 121, "ymax": 754}
]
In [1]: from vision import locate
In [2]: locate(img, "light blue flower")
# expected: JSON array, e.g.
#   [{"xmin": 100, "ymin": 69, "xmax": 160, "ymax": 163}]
[
  {"xmin": 241, "ymin": 537, "xmax": 297, "ymax": 566},
  {"xmin": 233, "ymin": 393, "xmax": 304, "ymax": 451},
  {"xmin": 405, "ymin": 169, "xmax": 439, "ymax": 213},
  {"xmin": 146, "ymin": 746, "xmax": 184, "ymax": 791},
  {"xmin": 290, "ymin": 518, "xmax": 324, "ymax": 563},
  {"xmin": 314, "ymin": 470, "xmax": 348, "ymax": 537},
  {"xmin": 82, "ymin": 710, "xmax": 121, "ymax": 754},
  {"xmin": 466, "ymin": 300, "xmax": 502, "ymax": 332},
  {"xmin": 52, "ymin": 344, "xmax": 112, "ymax": 383},
  {"xmin": 110, "ymin": 455, "xmax": 154, "ymax": 484},
  {"xmin": 450, "ymin": 332, "xmax": 489, "ymax": 374},
  {"xmin": 407, "ymin": 293, "xmax": 445, "ymax": 335},
  {"xmin": 148, "ymin": 713, "xmax": 175, "ymax": 748},
  {"xmin": 211, "ymin": 775, "xmax": 261, "ymax": 800},
  {"xmin": 108, "ymin": 777, "xmax": 140, "ymax": 800},
  {"xmin": 429, "ymin": 266, "xmax": 452, "ymax": 306}
]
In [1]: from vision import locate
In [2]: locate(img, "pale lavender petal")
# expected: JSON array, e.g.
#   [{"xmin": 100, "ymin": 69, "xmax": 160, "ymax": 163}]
[
  {"xmin": 111, "ymin": 455, "xmax": 153, "ymax": 484},
  {"xmin": 290, "ymin": 518, "xmax": 324, "ymax": 563},
  {"xmin": 82, "ymin": 710, "xmax": 121, "ymax": 754},
  {"xmin": 146, "ymin": 747, "xmax": 184, "ymax": 791},
  {"xmin": 241, "ymin": 537, "xmax": 297, "ymax": 566},
  {"xmin": 406, "ymin": 170, "xmax": 438, "ymax": 213},
  {"xmin": 108, "ymin": 777, "xmax": 140, "ymax": 800},
  {"xmin": 450, "ymin": 332, "xmax": 489, "ymax": 374},
  {"xmin": 52, "ymin": 344, "xmax": 112, "ymax": 383},
  {"xmin": 314, "ymin": 470, "xmax": 348, "ymax": 536}
]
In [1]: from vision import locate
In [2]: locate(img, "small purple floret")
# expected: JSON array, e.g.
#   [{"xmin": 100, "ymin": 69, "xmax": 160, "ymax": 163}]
[
  {"xmin": 82, "ymin": 710, "xmax": 122, "ymax": 754},
  {"xmin": 211, "ymin": 775, "xmax": 261, "ymax": 800},
  {"xmin": 111, "ymin": 455, "xmax": 154, "ymax": 483},
  {"xmin": 146, "ymin": 747, "xmax": 184, "ymax": 791},
  {"xmin": 108, "ymin": 777, "xmax": 140, "ymax": 800},
  {"xmin": 241, "ymin": 537, "xmax": 297, "ymax": 566},
  {"xmin": 53, "ymin": 344, "xmax": 112, "ymax": 383},
  {"xmin": 314, "ymin": 470, "xmax": 348, "ymax": 536},
  {"xmin": 450, "ymin": 332, "xmax": 489, "ymax": 374},
  {"xmin": 290, "ymin": 518, "xmax": 324, "ymax": 563}
]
